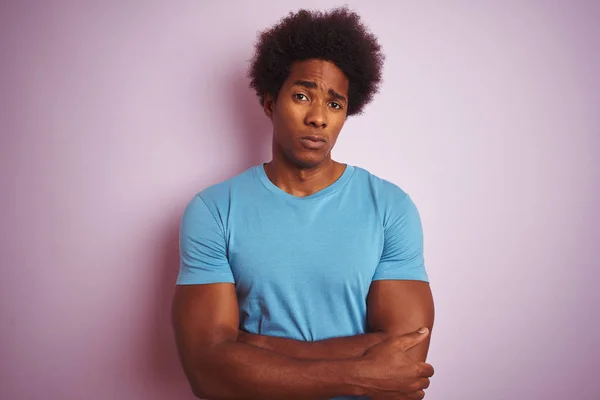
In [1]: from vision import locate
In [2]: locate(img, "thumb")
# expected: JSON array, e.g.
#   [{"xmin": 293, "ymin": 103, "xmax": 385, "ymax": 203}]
[{"xmin": 397, "ymin": 327, "xmax": 429, "ymax": 351}]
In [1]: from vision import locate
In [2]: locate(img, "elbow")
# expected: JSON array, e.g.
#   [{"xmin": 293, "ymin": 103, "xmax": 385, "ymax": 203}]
[
  {"xmin": 190, "ymin": 380, "xmax": 219, "ymax": 400},
  {"xmin": 188, "ymin": 376, "xmax": 209, "ymax": 399},
  {"xmin": 191, "ymin": 384, "xmax": 220, "ymax": 400},
  {"xmin": 191, "ymin": 386, "xmax": 206, "ymax": 399},
  {"xmin": 190, "ymin": 376, "xmax": 239, "ymax": 400},
  {"xmin": 185, "ymin": 342, "xmax": 243, "ymax": 399},
  {"xmin": 192, "ymin": 390, "xmax": 239, "ymax": 400}
]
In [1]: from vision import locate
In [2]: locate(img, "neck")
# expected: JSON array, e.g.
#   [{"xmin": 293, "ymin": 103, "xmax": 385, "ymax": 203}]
[{"xmin": 264, "ymin": 154, "xmax": 345, "ymax": 198}]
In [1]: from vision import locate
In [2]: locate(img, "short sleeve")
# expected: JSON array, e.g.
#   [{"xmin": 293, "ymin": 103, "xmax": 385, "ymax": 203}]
[
  {"xmin": 176, "ymin": 195, "xmax": 234, "ymax": 285},
  {"xmin": 372, "ymin": 194, "xmax": 429, "ymax": 283}
]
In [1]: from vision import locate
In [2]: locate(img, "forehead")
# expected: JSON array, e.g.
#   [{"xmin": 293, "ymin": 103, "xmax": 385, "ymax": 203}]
[{"xmin": 286, "ymin": 59, "xmax": 349, "ymax": 94}]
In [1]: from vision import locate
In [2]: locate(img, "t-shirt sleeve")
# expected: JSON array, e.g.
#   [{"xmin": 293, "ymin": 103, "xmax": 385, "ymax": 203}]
[
  {"xmin": 372, "ymin": 194, "xmax": 429, "ymax": 283},
  {"xmin": 176, "ymin": 195, "xmax": 234, "ymax": 285}
]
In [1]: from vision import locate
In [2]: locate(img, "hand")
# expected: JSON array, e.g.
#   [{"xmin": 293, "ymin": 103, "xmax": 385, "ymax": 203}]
[{"xmin": 360, "ymin": 327, "xmax": 434, "ymax": 399}]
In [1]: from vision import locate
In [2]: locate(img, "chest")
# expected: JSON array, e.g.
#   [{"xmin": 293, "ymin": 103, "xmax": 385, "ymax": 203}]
[{"xmin": 226, "ymin": 202, "xmax": 384, "ymax": 300}]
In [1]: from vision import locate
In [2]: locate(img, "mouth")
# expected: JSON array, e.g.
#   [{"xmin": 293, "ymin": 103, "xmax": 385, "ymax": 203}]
[{"xmin": 299, "ymin": 135, "xmax": 327, "ymax": 150}]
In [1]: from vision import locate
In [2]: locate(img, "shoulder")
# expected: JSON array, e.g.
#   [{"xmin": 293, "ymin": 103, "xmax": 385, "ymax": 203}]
[
  {"xmin": 192, "ymin": 166, "xmax": 257, "ymax": 205},
  {"xmin": 352, "ymin": 166, "xmax": 415, "ymax": 212},
  {"xmin": 183, "ymin": 166, "xmax": 258, "ymax": 222},
  {"xmin": 199, "ymin": 167, "xmax": 257, "ymax": 202},
  {"xmin": 352, "ymin": 169, "xmax": 425, "ymax": 255}
]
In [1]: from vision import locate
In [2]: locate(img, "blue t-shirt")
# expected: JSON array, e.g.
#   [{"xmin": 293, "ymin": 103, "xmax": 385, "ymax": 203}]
[{"xmin": 177, "ymin": 164, "xmax": 428, "ymax": 397}]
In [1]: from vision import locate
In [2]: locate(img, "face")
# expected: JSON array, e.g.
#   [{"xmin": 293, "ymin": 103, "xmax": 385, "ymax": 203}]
[{"xmin": 263, "ymin": 59, "xmax": 349, "ymax": 169}]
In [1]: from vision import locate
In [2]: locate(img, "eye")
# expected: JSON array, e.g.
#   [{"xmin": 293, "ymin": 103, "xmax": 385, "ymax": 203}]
[
  {"xmin": 294, "ymin": 93, "xmax": 309, "ymax": 101},
  {"xmin": 329, "ymin": 102, "xmax": 342, "ymax": 110}
]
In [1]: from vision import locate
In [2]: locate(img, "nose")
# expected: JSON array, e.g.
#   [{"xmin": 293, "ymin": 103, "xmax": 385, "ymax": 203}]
[{"xmin": 305, "ymin": 103, "xmax": 328, "ymax": 129}]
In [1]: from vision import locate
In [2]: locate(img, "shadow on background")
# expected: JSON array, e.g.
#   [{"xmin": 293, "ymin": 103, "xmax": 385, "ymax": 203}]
[{"xmin": 145, "ymin": 64, "xmax": 271, "ymax": 398}]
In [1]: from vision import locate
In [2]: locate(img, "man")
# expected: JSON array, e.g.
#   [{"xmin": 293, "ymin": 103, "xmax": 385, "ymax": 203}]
[{"xmin": 172, "ymin": 7, "xmax": 435, "ymax": 400}]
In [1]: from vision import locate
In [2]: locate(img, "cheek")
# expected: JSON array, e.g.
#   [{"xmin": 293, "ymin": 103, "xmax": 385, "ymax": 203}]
[
  {"xmin": 274, "ymin": 105, "xmax": 303, "ymax": 134},
  {"xmin": 329, "ymin": 118, "xmax": 346, "ymax": 141},
  {"xmin": 285, "ymin": 104, "xmax": 306, "ymax": 124},
  {"xmin": 274, "ymin": 115, "xmax": 294, "ymax": 140}
]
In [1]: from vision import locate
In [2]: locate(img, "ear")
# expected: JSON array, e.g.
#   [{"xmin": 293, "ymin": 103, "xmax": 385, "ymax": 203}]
[{"xmin": 263, "ymin": 92, "xmax": 275, "ymax": 120}]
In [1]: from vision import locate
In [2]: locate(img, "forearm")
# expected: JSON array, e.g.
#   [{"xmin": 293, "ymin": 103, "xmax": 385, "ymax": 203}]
[
  {"xmin": 238, "ymin": 330, "xmax": 386, "ymax": 360},
  {"xmin": 191, "ymin": 339, "xmax": 367, "ymax": 400}
]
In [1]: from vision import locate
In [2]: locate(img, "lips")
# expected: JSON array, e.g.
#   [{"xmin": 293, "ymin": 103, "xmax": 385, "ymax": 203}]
[
  {"xmin": 300, "ymin": 135, "xmax": 327, "ymax": 150},
  {"xmin": 300, "ymin": 135, "xmax": 326, "ymax": 142}
]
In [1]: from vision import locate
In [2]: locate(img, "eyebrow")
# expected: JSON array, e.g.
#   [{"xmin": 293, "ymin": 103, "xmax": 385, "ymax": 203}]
[{"xmin": 293, "ymin": 80, "xmax": 347, "ymax": 103}]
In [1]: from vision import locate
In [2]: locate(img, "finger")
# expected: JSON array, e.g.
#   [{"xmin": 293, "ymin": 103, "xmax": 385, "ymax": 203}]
[
  {"xmin": 404, "ymin": 377, "xmax": 430, "ymax": 395},
  {"xmin": 398, "ymin": 327, "xmax": 430, "ymax": 351},
  {"xmin": 411, "ymin": 377, "xmax": 430, "ymax": 391},
  {"xmin": 418, "ymin": 362, "xmax": 435, "ymax": 378},
  {"xmin": 407, "ymin": 390, "xmax": 425, "ymax": 400}
]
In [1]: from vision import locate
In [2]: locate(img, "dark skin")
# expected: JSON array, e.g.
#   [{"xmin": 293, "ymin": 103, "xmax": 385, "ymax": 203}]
[
  {"xmin": 172, "ymin": 59, "xmax": 435, "ymax": 400},
  {"xmin": 262, "ymin": 59, "xmax": 348, "ymax": 197}
]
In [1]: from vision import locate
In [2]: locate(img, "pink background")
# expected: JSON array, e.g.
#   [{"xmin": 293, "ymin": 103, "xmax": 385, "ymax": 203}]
[{"xmin": 1, "ymin": 1, "xmax": 599, "ymax": 399}]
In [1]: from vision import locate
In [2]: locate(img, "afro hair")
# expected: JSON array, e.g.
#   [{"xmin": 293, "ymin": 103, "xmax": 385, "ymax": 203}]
[{"xmin": 248, "ymin": 6, "xmax": 385, "ymax": 116}]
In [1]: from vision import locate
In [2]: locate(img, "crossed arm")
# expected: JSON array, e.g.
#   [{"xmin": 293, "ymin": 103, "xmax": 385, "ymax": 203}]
[
  {"xmin": 172, "ymin": 279, "xmax": 434, "ymax": 399},
  {"xmin": 237, "ymin": 280, "xmax": 434, "ymax": 361}
]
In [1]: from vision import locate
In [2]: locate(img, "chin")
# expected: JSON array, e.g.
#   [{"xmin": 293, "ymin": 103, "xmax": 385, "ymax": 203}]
[
  {"xmin": 284, "ymin": 150, "xmax": 318, "ymax": 168},
  {"xmin": 285, "ymin": 150, "xmax": 325, "ymax": 169}
]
